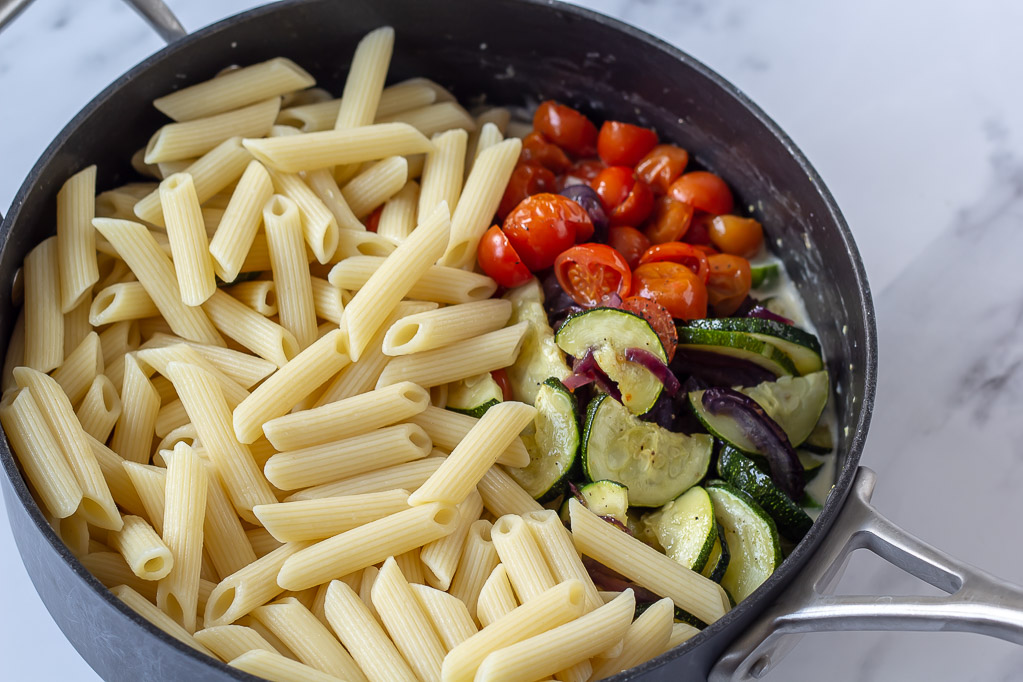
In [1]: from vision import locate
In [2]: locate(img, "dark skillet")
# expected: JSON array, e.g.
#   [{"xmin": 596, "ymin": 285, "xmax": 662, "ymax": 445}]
[{"xmin": 1, "ymin": 1, "xmax": 1020, "ymax": 680}]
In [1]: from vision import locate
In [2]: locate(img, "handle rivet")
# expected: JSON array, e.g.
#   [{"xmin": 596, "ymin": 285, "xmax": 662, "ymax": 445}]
[{"xmin": 750, "ymin": 656, "xmax": 770, "ymax": 679}]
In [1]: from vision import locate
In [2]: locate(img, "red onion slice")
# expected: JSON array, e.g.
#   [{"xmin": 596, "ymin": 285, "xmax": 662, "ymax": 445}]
[{"xmin": 625, "ymin": 347, "xmax": 681, "ymax": 396}]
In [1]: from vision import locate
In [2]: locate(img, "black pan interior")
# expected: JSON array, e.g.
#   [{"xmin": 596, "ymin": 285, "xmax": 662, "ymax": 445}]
[{"xmin": 0, "ymin": 1, "xmax": 876, "ymax": 679}]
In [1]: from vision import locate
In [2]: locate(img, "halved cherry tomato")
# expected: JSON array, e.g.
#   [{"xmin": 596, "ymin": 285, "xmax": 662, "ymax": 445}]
[
  {"xmin": 365, "ymin": 205, "xmax": 383, "ymax": 232},
  {"xmin": 597, "ymin": 121, "xmax": 659, "ymax": 167},
  {"xmin": 591, "ymin": 166, "xmax": 654, "ymax": 227},
  {"xmin": 681, "ymin": 213, "xmax": 713, "ymax": 245},
  {"xmin": 620, "ymin": 295, "xmax": 677, "ymax": 361},
  {"xmin": 491, "ymin": 369, "xmax": 514, "ymax": 401},
  {"xmin": 477, "ymin": 225, "xmax": 533, "ymax": 288},
  {"xmin": 554, "ymin": 244, "xmax": 632, "ymax": 307},
  {"xmin": 503, "ymin": 194, "xmax": 593, "ymax": 271},
  {"xmin": 632, "ymin": 261, "xmax": 708, "ymax": 320},
  {"xmin": 608, "ymin": 226, "xmax": 650, "ymax": 270},
  {"xmin": 533, "ymin": 101, "xmax": 598, "ymax": 157},
  {"xmin": 635, "ymin": 144, "xmax": 689, "ymax": 194},
  {"xmin": 709, "ymin": 215, "xmax": 764, "ymax": 258},
  {"xmin": 644, "ymin": 195, "xmax": 694, "ymax": 244},
  {"xmin": 497, "ymin": 163, "xmax": 556, "ymax": 219},
  {"xmin": 520, "ymin": 131, "xmax": 572, "ymax": 174},
  {"xmin": 639, "ymin": 242, "xmax": 710, "ymax": 282},
  {"xmin": 562, "ymin": 158, "xmax": 605, "ymax": 187},
  {"xmin": 669, "ymin": 171, "xmax": 734, "ymax": 215},
  {"xmin": 706, "ymin": 253, "xmax": 752, "ymax": 316}
]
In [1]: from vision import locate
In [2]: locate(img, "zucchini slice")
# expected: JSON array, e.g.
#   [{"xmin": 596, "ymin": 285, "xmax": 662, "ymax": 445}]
[
  {"xmin": 675, "ymin": 326, "xmax": 798, "ymax": 377},
  {"xmin": 750, "ymin": 263, "xmax": 780, "ymax": 289},
  {"xmin": 801, "ymin": 420, "xmax": 834, "ymax": 454},
  {"xmin": 581, "ymin": 393, "xmax": 712, "ymax": 507},
  {"xmin": 685, "ymin": 317, "xmax": 823, "ymax": 375},
  {"xmin": 688, "ymin": 371, "xmax": 829, "ymax": 452},
  {"xmin": 643, "ymin": 486, "xmax": 716, "ymax": 572},
  {"xmin": 706, "ymin": 481, "xmax": 782, "ymax": 603},
  {"xmin": 503, "ymin": 280, "xmax": 572, "ymax": 405},
  {"xmin": 508, "ymin": 378, "xmax": 579, "ymax": 502},
  {"xmin": 446, "ymin": 373, "xmax": 503, "ymax": 418},
  {"xmin": 579, "ymin": 480, "xmax": 629, "ymax": 523},
  {"xmin": 700, "ymin": 522, "xmax": 731, "ymax": 584},
  {"xmin": 717, "ymin": 446, "xmax": 813, "ymax": 543},
  {"xmin": 556, "ymin": 307, "xmax": 667, "ymax": 415}
]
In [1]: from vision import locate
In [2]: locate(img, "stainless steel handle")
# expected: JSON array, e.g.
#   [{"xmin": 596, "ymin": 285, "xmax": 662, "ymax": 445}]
[
  {"xmin": 710, "ymin": 466, "xmax": 1023, "ymax": 680},
  {"xmin": 0, "ymin": 0, "xmax": 185, "ymax": 42}
]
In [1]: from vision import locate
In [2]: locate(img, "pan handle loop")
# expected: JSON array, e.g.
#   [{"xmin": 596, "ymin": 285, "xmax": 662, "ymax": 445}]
[
  {"xmin": 0, "ymin": 0, "xmax": 186, "ymax": 43},
  {"xmin": 710, "ymin": 466, "xmax": 1023, "ymax": 681}
]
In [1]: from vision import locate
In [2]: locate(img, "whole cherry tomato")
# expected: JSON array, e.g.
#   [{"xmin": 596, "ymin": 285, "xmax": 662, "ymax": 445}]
[
  {"xmin": 520, "ymin": 131, "xmax": 572, "ymax": 174},
  {"xmin": 477, "ymin": 225, "xmax": 533, "ymax": 288},
  {"xmin": 635, "ymin": 144, "xmax": 689, "ymax": 194},
  {"xmin": 491, "ymin": 368, "xmax": 514, "ymax": 401},
  {"xmin": 554, "ymin": 244, "xmax": 632, "ymax": 307},
  {"xmin": 669, "ymin": 171, "xmax": 734, "ymax": 215},
  {"xmin": 561, "ymin": 158, "xmax": 605, "ymax": 187},
  {"xmin": 639, "ymin": 242, "xmax": 710, "ymax": 282},
  {"xmin": 591, "ymin": 166, "xmax": 654, "ymax": 227},
  {"xmin": 632, "ymin": 261, "xmax": 708, "ymax": 320},
  {"xmin": 706, "ymin": 253, "xmax": 752, "ymax": 316},
  {"xmin": 497, "ymin": 163, "xmax": 556, "ymax": 219},
  {"xmin": 503, "ymin": 194, "xmax": 593, "ymax": 271},
  {"xmin": 597, "ymin": 121, "xmax": 659, "ymax": 167},
  {"xmin": 709, "ymin": 215, "xmax": 764, "ymax": 258},
  {"xmin": 620, "ymin": 295, "xmax": 677, "ymax": 361},
  {"xmin": 608, "ymin": 226, "xmax": 650, "ymax": 270},
  {"xmin": 365, "ymin": 205, "xmax": 383, "ymax": 232},
  {"xmin": 644, "ymin": 195, "xmax": 694, "ymax": 244},
  {"xmin": 533, "ymin": 101, "xmax": 598, "ymax": 157}
]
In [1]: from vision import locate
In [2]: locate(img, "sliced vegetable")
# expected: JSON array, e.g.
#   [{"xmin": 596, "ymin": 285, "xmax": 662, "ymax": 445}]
[
  {"xmin": 623, "ymin": 348, "xmax": 680, "ymax": 396},
  {"xmin": 700, "ymin": 522, "xmax": 731, "ymax": 583},
  {"xmin": 503, "ymin": 279, "xmax": 572, "ymax": 405},
  {"xmin": 446, "ymin": 373, "xmax": 503, "ymax": 418},
  {"xmin": 477, "ymin": 225, "xmax": 533, "ymax": 288},
  {"xmin": 801, "ymin": 420, "xmax": 835, "ymax": 454},
  {"xmin": 635, "ymin": 144, "xmax": 689, "ymax": 194},
  {"xmin": 503, "ymin": 193, "xmax": 593, "ymax": 271},
  {"xmin": 553, "ymin": 244, "xmax": 632, "ymax": 308},
  {"xmin": 578, "ymin": 479, "xmax": 629, "ymax": 524},
  {"xmin": 708, "ymin": 215, "xmax": 763, "ymax": 258},
  {"xmin": 669, "ymin": 171, "xmax": 734, "ymax": 215},
  {"xmin": 633, "ymin": 262, "xmax": 708, "ymax": 321},
  {"xmin": 706, "ymin": 253, "xmax": 752, "ymax": 317},
  {"xmin": 533, "ymin": 100, "xmax": 598, "ymax": 157},
  {"xmin": 685, "ymin": 317, "xmax": 823, "ymax": 375},
  {"xmin": 670, "ymin": 349, "xmax": 776, "ymax": 388},
  {"xmin": 717, "ymin": 446, "xmax": 813, "ymax": 543},
  {"xmin": 497, "ymin": 163, "xmax": 556, "ymax": 219},
  {"xmin": 559, "ymin": 184, "xmax": 608, "ymax": 242},
  {"xmin": 582, "ymin": 393, "xmax": 713, "ymax": 506},
  {"xmin": 556, "ymin": 307, "xmax": 666, "ymax": 415},
  {"xmin": 706, "ymin": 481, "xmax": 783, "ymax": 602},
  {"xmin": 643, "ymin": 486, "xmax": 716, "ymax": 572},
  {"xmin": 644, "ymin": 195, "xmax": 695, "ymax": 244},
  {"xmin": 740, "ymin": 371, "xmax": 830, "ymax": 446},
  {"xmin": 639, "ymin": 242, "xmax": 710, "ymax": 282},
  {"xmin": 591, "ymin": 166, "xmax": 655, "ymax": 227},
  {"xmin": 750, "ymin": 263, "xmax": 780, "ymax": 289},
  {"xmin": 510, "ymin": 378, "xmax": 580, "ymax": 502},
  {"xmin": 675, "ymin": 326, "xmax": 798, "ymax": 377},
  {"xmin": 597, "ymin": 121, "xmax": 659, "ymax": 167}
]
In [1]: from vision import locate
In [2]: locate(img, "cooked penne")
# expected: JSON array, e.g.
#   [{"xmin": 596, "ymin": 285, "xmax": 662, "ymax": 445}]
[
  {"xmin": 328, "ymin": 255, "xmax": 497, "ymax": 304},
  {"xmin": 93, "ymin": 219, "xmax": 224, "ymax": 346},
  {"xmin": 228, "ymin": 649, "xmax": 344, "ymax": 682},
  {"xmin": 304, "ymin": 168, "xmax": 365, "ymax": 232},
  {"xmin": 334, "ymin": 26, "xmax": 393, "ymax": 130},
  {"xmin": 411, "ymin": 583, "xmax": 477, "ymax": 652},
  {"xmin": 331, "ymin": 229, "xmax": 396, "ymax": 260},
  {"xmin": 50, "ymin": 331, "xmax": 102, "ymax": 409},
  {"xmin": 74, "ymin": 374, "xmax": 122, "ymax": 447},
  {"xmin": 276, "ymin": 502, "xmax": 457, "ymax": 591},
  {"xmin": 137, "ymin": 343, "xmax": 250, "ymax": 409},
  {"xmin": 142, "ymin": 333, "xmax": 277, "ymax": 389},
  {"xmin": 342, "ymin": 200, "xmax": 450, "ymax": 360},
  {"xmin": 522, "ymin": 510, "xmax": 602, "ymax": 612},
  {"xmin": 376, "ymin": 179, "xmax": 418, "ymax": 244},
  {"xmin": 110, "ymin": 353, "xmax": 161, "ymax": 464},
  {"xmin": 590, "ymin": 597, "xmax": 674, "ymax": 679},
  {"xmin": 476, "ymin": 564, "xmax": 518, "ymax": 627},
  {"xmin": 491, "ymin": 514, "xmax": 556, "ymax": 603},
  {"xmin": 341, "ymin": 156, "xmax": 407, "ymax": 218},
  {"xmin": 98, "ymin": 320, "xmax": 138, "ymax": 389},
  {"xmin": 371, "ymin": 557, "xmax": 447, "ymax": 682},
  {"xmin": 90, "ymin": 282, "xmax": 160, "ymax": 325},
  {"xmin": 63, "ymin": 294, "xmax": 93, "ymax": 357},
  {"xmin": 243, "ymin": 123, "xmax": 433, "ymax": 173},
  {"xmin": 266, "ymin": 168, "xmax": 339, "ymax": 265},
  {"xmin": 202, "ymin": 289, "xmax": 298, "ymax": 367},
  {"xmin": 109, "ymin": 514, "xmax": 173, "ymax": 581},
  {"xmin": 407, "ymin": 406, "xmax": 528, "ymax": 469},
  {"xmin": 448, "ymin": 519, "xmax": 499, "ymax": 626},
  {"xmin": 223, "ymin": 280, "xmax": 278, "ymax": 316},
  {"xmin": 202, "ymin": 468, "xmax": 258, "ymax": 579},
  {"xmin": 251, "ymin": 599, "xmax": 367, "ymax": 681},
  {"xmin": 263, "ymin": 423, "xmax": 431, "ymax": 490},
  {"xmin": 208, "ymin": 160, "xmax": 273, "ymax": 283},
  {"xmin": 309, "ymin": 277, "xmax": 344, "ymax": 324},
  {"xmin": 159, "ymin": 173, "xmax": 216, "ymax": 306},
  {"xmin": 323, "ymin": 580, "xmax": 417, "ymax": 682},
  {"xmin": 204, "ymin": 541, "xmax": 311, "ymax": 627},
  {"xmin": 666, "ymin": 621, "xmax": 702, "ymax": 651},
  {"xmin": 382, "ymin": 299, "xmax": 512, "ymax": 356},
  {"xmin": 477, "ymin": 465, "xmax": 544, "ymax": 518},
  {"xmin": 111, "ymin": 585, "xmax": 213, "ymax": 655},
  {"xmin": 568, "ymin": 499, "xmax": 729, "ymax": 625},
  {"xmin": 96, "ymin": 182, "xmax": 157, "ymax": 219},
  {"xmin": 263, "ymin": 194, "xmax": 318, "ymax": 348},
  {"xmin": 261, "ymin": 380, "xmax": 428, "ymax": 451},
  {"xmin": 420, "ymin": 489, "xmax": 483, "ymax": 591},
  {"xmin": 80, "ymin": 551, "xmax": 158, "ymax": 602},
  {"xmin": 246, "ymin": 527, "xmax": 283, "ymax": 559},
  {"xmin": 253, "ymin": 489, "xmax": 410, "ymax": 543},
  {"xmin": 232, "ymin": 329, "xmax": 350, "ymax": 444},
  {"xmin": 23, "ymin": 237, "xmax": 64, "ymax": 372},
  {"xmin": 155, "ymin": 57, "xmax": 315, "ymax": 122},
  {"xmin": 158, "ymin": 443, "xmax": 208, "ymax": 633},
  {"xmin": 122, "ymin": 462, "xmax": 167, "ymax": 533},
  {"xmin": 56, "ymin": 165, "xmax": 99, "ymax": 313},
  {"xmin": 193, "ymin": 624, "xmax": 279, "ymax": 662},
  {"xmin": 145, "ymin": 98, "xmax": 280, "ymax": 164},
  {"xmin": 439, "ymin": 138, "xmax": 521, "ymax": 269},
  {"xmin": 86, "ymin": 435, "xmax": 148, "ymax": 518},
  {"xmin": 378, "ymin": 101, "xmax": 476, "ymax": 138},
  {"xmin": 285, "ymin": 456, "xmax": 444, "ymax": 502},
  {"xmin": 277, "ymin": 78, "xmax": 435, "ymax": 132},
  {"xmin": 418, "ymin": 128, "xmax": 467, "ymax": 220}
]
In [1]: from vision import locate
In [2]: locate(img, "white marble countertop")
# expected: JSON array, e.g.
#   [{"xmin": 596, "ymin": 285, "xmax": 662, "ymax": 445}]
[{"xmin": 2, "ymin": 1, "xmax": 1022, "ymax": 680}]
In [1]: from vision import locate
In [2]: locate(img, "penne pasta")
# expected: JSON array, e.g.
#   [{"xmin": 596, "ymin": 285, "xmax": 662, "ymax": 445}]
[
  {"xmin": 204, "ymin": 541, "xmax": 311, "ymax": 627},
  {"xmin": 111, "ymin": 585, "xmax": 213, "ymax": 656},
  {"xmin": 334, "ymin": 26, "xmax": 394, "ymax": 130},
  {"xmin": 202, "ymin": 468, "xmax": 258, "ymax": 580},
  {"xmin": 408, "ymin": 406, "xmax": 529, "ymax": 469},
  {"xmin": 382, "ymin": 299, "xmax": 512, "ymax": 356},
  {"xmin": 375, "ymin": 179, "xmax": 419, "ymax": 244},
  {"xmin": 477, "ymin": 465, "xmax": 545, "ymax": 518},
  {"xmin": 202, "ymin": 289, "xmax": 299, "ymax": 367},
  {"xmin": 122, "ymin": 462, "xmax": 167, "ymax": 533},
  {"xmin": 159, "ymin": 173, "xmax": 216, "ymax": 306},
  {"xmin": 251, "ymin": 599, "xmax": 368, "ymax": 681},
  {"xmin": 109, "ymin": 514, "xmax": 173, "ymax": 581},
  {"xmin": 328, "ymin": 255, "xmax": 497, "ymax": 304},
  {"xmin": 23, "ymin": 237, "xmax": 64, "ymax": 372},
  {"xmin": 304, "ymin": 168, "xmax": 365, "ymax": 233},
  {"xmin": 476, "ymin": 564, "xmax": 518, "ymax": 628},
  {"xmin": 420, "ymin": 489, "xmax": 483, "ymax": 591},
  {"xmin": 50, "ymin": 331, "xmax": 102, "ymax": 408},
  {"xmin": 224, "ymin": 280, "xmax": 278, "ymax": 316},
  {"xmin": 448, "ymin": 519, "xmax": 499, "ymax": 626},
  {"xmin": 277, "ymin": 78, "xmax": 435, "ymax": 132},
  {"xmin": 285, "ymin": 456, "xmax": 444, "ymax": 502},
  {"xmin": 323, "ymin": 580, "xmax": 417, "ymax": 682},
  {"xmin": 371, "ymin": 558, "xmax": 447, "ymax": 681},
  {"xmin": 90, "ymin": 282, "xmax": 160, "ymax": 325},
  {"xmin": 253, "ymin": 489, "xmax": 411, "ymax": 543},
  {"xmin": 491, "ymin": 514, "xmax": 556, "ymax": 603},
  {"xmin": 266, "ymin": 168, "xmax": 339, "ymax": 266},
  {"xmin": 158, "ymin": 443, "xmax": 208, "ymax": 633},
  {"xmin": 378, "ymin": 101, "xmax": 476, "ymax": 138},
  {"xmin": 80, "ymin": 551, "xmax": 159, "ymax": 603},
  {"xmin": 522, "ymin": 510, "xmax": 602, "ymax": 612},
  {"xmin": 228, "ymin": 649, "xmax": 344, "ymax": 682},
  {"xmin": 145, "ymin": 97, "xmax": 280, "ymax": 164},
  {"xmin": 208, "ymin": 160, "xmax": 274, "ymax": 283},
  {"xmin": 418, "ymin": 128, "xmax": 467, "ymax": 220},
  {"xmin": 589, "ymin": 597, "xmax": 674, "ymax": 679},
  {"xmin": 243, "ymin": 123, "xmax": 433, "ymax": 173},
  {"xmin": 86, "ymin": 435, "xmax": 148, "ymax": 518},
  {"xmin": 341, "ymin": 156, "xmax": 408, "ymax": 218},
  {"xmin": 411, "ymin": 583, "xmax": 477, "ymax": 652},
  {"xmin": 141, "ymin": 333, "xmax": 277, "ymax": 389},
  {"xmin": 193, "ymin": 624, "xmax": 279, "ymax": 662},
  {"xmin": 263, "ymin": 194, "xmax": 318, "ymax": 348},
  {"xmin": 56, "ymin": 165, "xmax": 99, "ymax": 313}
]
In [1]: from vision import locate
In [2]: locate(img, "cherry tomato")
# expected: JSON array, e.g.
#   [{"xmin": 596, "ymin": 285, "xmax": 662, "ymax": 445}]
[
  {"xmin": 681, "ymin": 213, "xmax": 713, "ymax": 246},
  {"xmin": 503, "ymin": 194, "xmax": 593, "ymax": 271},
  {"xmin": 477, "ymin": 225, "xmax": 533, "ymax": 288},
  {"xmin": 620, "ymin": 295, "xmax": 677, "ymax": 361},
  {"xmin": 365, "ymin": 205, "xmax": 383, "ymax": 232},
  {"xmin": 597, "ymin": 121, "xmax": 659, "ymax": 167},
  {"xmin": 644, "ymin": 195, "xmax": 694, "ymax": 244},
  {"xmin": 709, "ymin": 215, "xmax": 764, "ymax": 258},
  {"xmin": 632, "ymin": 261, "xmax": 708, "ymax": 320},
  {"xmin": 520, "ymin": 131, "xmax": 572, "ymax": 174},
  {"xmin": 669, "ymin": 171, "xmax": 734, "ymax": 215},
  {"xmin": 639, "ymin": 242, "xmax": 710, "ymax": 282},
  {"xmin": 554, "ymin": 244, "xmax": 632, "ymax": 307},
  {"xmin": 497, "ymin": 163, "xmax": 556, "ymax": 219},
  {"xmin": 561, "ymin": 158, "xmax": 605, "ymax": 187},
  {"xmin": 491, "ymin": 369, "xmax": 514, "ymax": 401},
  {"xmin": 706, "ymin": 253, "xmax": 752, "ymax": 316},
  {"xmin": 635, "ymin": 144, "xmax": 689, "ymax": 194},
  {"xmin": 591, "ymin": 166, "xmax": 654, "ymax": 227},
  {"xmin": 533, "ymin": 101, "xmax": 598, "ymax": 157},
  {"xmin": 608, "ymin": 226, "xmax": 650, "ymax": 270}
]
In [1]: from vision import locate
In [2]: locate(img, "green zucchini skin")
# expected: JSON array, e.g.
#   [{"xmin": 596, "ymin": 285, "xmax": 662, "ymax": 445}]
[
  {"xmin": 683, "ymin": 317, "xmax": 823, "ymax": 375},
  {"xmin": 675, "ymin": 326, "xmax": 799, "ymax": 377},
  {"xmin": 705, "ymin": 480, "xmax": 783, "ymax": 603},
  {"xmin": 643, "ymin": 486, "xmax": 717, "ymax": 573},
  {"xmin": 717, "ymin": 446, "xmax": 813, "ymax": 542},
  {"xmin": 508, "ymin": 377, "xmax": 579, "ymax": 503}
]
